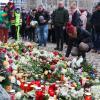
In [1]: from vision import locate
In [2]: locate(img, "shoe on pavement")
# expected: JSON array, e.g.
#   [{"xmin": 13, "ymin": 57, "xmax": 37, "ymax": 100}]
[
  {"xmin": 44, "ymin": 44, "xmax": 46, "ymax": 47},
  {"xmin": 97, "ymin": 51, "xmax": 100, "ymax": 54},
  {"xmin": 91, "ymin": 49, "xmax": 97, "ymax": 53},
  {"xmin": 54, "ymin": 47, "xmax": 59, "ymax": 50}
]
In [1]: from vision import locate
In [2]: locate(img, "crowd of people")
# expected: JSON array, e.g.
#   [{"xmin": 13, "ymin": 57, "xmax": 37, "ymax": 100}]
[{"xmin": 0, "ymin": 1, "xmax": 100, "ymax": 59}]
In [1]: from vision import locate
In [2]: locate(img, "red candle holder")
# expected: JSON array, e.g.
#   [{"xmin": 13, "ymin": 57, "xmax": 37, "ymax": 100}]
[
  {"xmin": 84, "ymin": 92, "xmax": 92, "ymax": 100},
  {"xmin": 84, "ymin": 95, "xmax": 92, "ymax": 100},
  {"xmin": 36, "ymin": 91, "xmax": 44, "ymax": 100},
  {"xmin": 24, "ymin": 84, "xmax": 28, "ymax": 93}
]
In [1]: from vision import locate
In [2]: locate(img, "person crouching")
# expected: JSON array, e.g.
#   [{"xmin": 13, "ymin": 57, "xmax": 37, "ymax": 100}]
[{"xmin": 65, "ymin": 22, "xmax": 92, "ymax": 59}]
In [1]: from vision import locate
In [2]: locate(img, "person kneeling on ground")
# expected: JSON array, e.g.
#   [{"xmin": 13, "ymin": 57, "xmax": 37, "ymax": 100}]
[{"xmin": 65, "ymin": 22, "xmax": 92, "ymax": 59}]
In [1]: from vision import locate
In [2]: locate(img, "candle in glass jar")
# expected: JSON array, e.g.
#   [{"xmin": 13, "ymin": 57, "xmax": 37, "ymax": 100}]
[
  {"xmin": 9, "ymin": 90, "xmax": 15, "ymax": 100},
  {"xmin": 24, "ymin": 84, "xmax": 28, "ymax": 93},
  {"xmin": 36, "ymin": 91, "xmax": 44, "ymax": 100},
  {"xmin": 84, "ymin": 93, "xmax": 92, "ymax": 100},
  {"xmin": 84, "ymin": 95, "xmax": 92, "ymax": 100}
]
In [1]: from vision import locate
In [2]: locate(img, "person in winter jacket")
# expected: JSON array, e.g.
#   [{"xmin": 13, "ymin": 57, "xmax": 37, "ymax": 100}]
[
  {"xmin": 7, "ymin": 2, "xmax": 15, "ymax": 39},
  {"xmin": 52, "ymin": 1, "xmax": 69, "ymax": 51},
  {"xmin": 70, "ymin": 2, "xmax": 82, "ymax": 27},
  {"xmin": 65, "ymin": 22, "xmax": 92, "ymax": 59},
  {"xmin": 0, "ymin": 6, "xmax": 10, "ymax": 43},
  {"xmin": 90, "ymin": 2, "xmax": 100, "ymax": 53},
  {"xmin": 29, "ymin": 9, "xmax": 37, "ymax": 42},
  {"xmin": 35, "ymin": 5, "xmax": 50, "ymax": 46},
  {"xmin": 80, "ymin": 10, "xmax": 87, "ymax": 29},
  {"xmin": 25, "ymin": 12, "xmax": 34, "ymax": 41},
  {"xmin": 14, "ymin": 8, "xmax": 22, "ymax": 40},
  {"xmin": 20, "ymin": 9, "xmax": 27, "ymax": 40}
]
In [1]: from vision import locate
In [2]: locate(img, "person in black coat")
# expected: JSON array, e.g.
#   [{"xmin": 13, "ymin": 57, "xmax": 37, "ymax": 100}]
[
  {"xmin": 21, "ymin": 10, "xmax": 27, "ymax": 40},
  {"xmin": 90, "ymin": 2, "xmax": 100, "ymax": 53},
  {"xmin": 70, "ymin": 2, "xmax": 82, "ymax": 27},
  {"xmin": 52, "ymin": 1, "xmax": 69, "ymax": 51},
  {"xmin": 65, "ymin": 22, "xmax": 92, "ymax": 59}
]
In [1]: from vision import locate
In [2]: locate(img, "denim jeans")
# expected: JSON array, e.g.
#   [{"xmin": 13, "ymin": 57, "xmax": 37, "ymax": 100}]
[{"xmin": 37, "ymin": 24, "xmax": 48, "ymax": 46}]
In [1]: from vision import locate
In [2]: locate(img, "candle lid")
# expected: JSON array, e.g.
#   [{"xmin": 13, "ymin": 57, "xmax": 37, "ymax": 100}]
[
  {"xmin": 30, "ymin": 85, "xmax": 35, "ymax": 88},
  {"xmin": 34, "ymin": 86, "xmax": 41, "ymax": 90},
  {"xmin": 24, "ymin": 84, "xmax": 28, "ymax": 87},
  {"xmin": 85, "ymin": 92, "xmax": 91, "ymax": 95},
  {"xmin": 10, "ymin": 89, "xmax": 15, "ymax": 93},
  {"xmin": 27, "ymin": 82, "xmax": 31, "ymax": 84}
]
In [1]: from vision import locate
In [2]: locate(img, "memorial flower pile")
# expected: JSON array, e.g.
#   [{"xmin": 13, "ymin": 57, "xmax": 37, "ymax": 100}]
[{"xmin": 0, "ymin": 42, "xmax": 100, "ymax": 100}]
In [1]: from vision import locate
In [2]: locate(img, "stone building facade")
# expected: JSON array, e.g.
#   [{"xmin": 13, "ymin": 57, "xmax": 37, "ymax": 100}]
[{"xmin": 13, "ymin": 0, "xmax": 99, "ymax": 12}]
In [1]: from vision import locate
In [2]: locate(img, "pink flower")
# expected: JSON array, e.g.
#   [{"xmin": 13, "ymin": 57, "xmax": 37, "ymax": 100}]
[
  {"xmin": 15, "ymin": 55, "xmax": 19, "ymax": 60},
  {"xmin": 6, "ymin": 66, "xmax": 13, "ymax": 73},
  {"xmin": 2, "ymin": 48, "xmax": 7, "ymax": 53},
  {"xmin": 53, "ymin": 51, "xmax": 59, "ymax": 56},
  {"xmin": 8, "ymin": 59, "xmax": 13, "ymax": 64},
  {"xmin": 50, "ymin": 65, "xmax": 56, "ymax": 71}
]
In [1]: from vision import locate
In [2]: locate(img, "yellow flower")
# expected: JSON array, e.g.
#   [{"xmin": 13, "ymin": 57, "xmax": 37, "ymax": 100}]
[
  {"xmin": 4, "ymin": 43, "xmax": 8, "ymax": 48},
  {"xmin": 3, "ymin": 61, "xmax": 9, "ymax": 67},
  {"xmin": 44, "ymin": 70, "xmax": 48, "ymax": 75}
]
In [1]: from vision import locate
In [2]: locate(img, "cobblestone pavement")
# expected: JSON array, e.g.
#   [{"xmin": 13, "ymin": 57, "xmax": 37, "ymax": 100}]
[{"xmin": 39, "ymin": 43, "xmax": 100, "ymax": 76}]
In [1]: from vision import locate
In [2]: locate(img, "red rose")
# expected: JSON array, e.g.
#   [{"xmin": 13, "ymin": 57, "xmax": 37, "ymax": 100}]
[
  {"xmin": 53, "ymin": 51, "xmax": 59, "ymax": 56},
  {"xmin": 8, "ymin": 59, "xmax": 13, "ymax": 64},
  {"xmin": 50, "ymin": 65, "xmax": 56, "ymax": 71}
]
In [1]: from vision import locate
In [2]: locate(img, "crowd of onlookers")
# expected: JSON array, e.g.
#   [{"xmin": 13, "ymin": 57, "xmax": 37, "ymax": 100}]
[{"xmin": 0, "ymin": 1, "xmax": 100, "ymax": 58}]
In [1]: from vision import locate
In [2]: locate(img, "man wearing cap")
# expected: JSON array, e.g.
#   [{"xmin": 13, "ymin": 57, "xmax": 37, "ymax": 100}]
[{"xmin": 52, "ymin": 1, "xmax": 69, "ymax": 51}]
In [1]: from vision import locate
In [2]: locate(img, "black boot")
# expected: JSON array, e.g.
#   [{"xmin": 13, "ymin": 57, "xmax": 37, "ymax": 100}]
[{"xmin": 54, "ymin": 47, "xmax": 59, "ymax": 50}]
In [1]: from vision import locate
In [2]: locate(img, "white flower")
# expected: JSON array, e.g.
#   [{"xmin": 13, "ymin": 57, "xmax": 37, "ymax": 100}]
[
  {"xmin": 20, "ymin": 56, "xmax": 25, "ymax": 62},
  {"xmin": 70, "ymin": 57, "xmax": 77, "ymax": 68},
  {"xmin": 17, "ymin": 80, "xmax": 21, "ymax": 86},
  {"xmin": 10, "ymin": 76, "xmax": 16, "ymax": 84},
  {"xmin": 61, "ymin": 68, "xmax": 67, "ymax": 74},
  {"xmin": 70, "ymin": 89, "xmax": 78, "ymax": 98},
  {"xmin": 76, "ymin": 57, "xmax": 83, "ymax": 67},
  {"xmin": 15, "ymin": 92, "xmax": 22, "ymax": 100},
  {"xmin": 12, "ymin": 63, "xmax": 18, "ymax": 70},
  {"xmin": 67, "ymin": 61, "xmax": 71, "ymax": 66},
  {"xmin": 60, "ymin": 86, "xmax": 68, "ymax": 96},
  {"xmin": 67, "ymin": 68, "xmax": 74, "ymax": 74},
  {"xmin": 0, "ymin": 76, "xmax": 5, "ymax": 82},
  {"xmin": 77, "ymin": 88, "xmax": 84, "ymax": 97}
]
